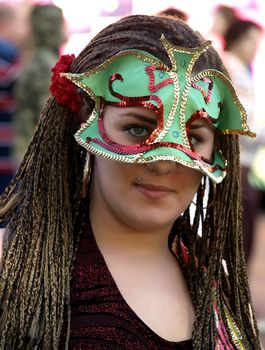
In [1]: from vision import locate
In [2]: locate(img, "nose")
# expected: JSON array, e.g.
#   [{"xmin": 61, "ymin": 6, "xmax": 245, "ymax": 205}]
[{"xmin": 145, "ymin": 160, "xmax": 177, "ymax": 176}]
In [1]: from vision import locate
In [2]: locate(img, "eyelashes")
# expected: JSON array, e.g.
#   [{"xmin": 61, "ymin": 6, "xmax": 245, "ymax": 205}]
[
  {"xmin": 189, "ymin": 133, "xmax": 204, "ymax": 147},
  {"xmin": 123, "ymin": 126, "xmax": 209, "ymax": 148},
  {"xmin": 123, "ymin": 124, "xmax": 154, "ymax": 141}
]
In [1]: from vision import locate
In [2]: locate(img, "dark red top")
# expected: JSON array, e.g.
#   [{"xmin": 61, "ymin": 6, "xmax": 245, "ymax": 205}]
[{"xmin": 59, "ymin": 221, "xmax": 193, "ymax": 349}]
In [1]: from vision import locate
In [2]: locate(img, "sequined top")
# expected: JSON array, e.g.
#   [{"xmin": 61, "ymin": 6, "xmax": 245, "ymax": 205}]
[{"xmin": 59, "ymin": 221, "xmax": 193, "ymax": 349}]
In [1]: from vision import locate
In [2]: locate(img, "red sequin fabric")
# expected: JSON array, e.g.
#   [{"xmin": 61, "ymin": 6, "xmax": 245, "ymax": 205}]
[{"xmin": 59, "ymin": 221, "xmax": 193, "ymax": 349}]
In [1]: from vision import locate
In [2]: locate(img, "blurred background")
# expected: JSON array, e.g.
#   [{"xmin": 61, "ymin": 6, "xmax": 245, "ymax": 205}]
[{"xmin": 0, "ymin": 0, "xmax": 265, "ymax": 346}]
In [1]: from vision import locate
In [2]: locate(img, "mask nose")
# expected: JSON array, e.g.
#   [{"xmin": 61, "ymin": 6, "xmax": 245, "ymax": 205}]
[{"xmin": 145, "ymin": 160, "xmax": 177, "ymax": 175}]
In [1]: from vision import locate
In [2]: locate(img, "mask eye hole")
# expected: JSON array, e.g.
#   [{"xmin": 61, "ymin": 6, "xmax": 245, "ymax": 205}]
[
  {"xmin": 186, "ymin": 116, "xmax": 215, "ymax": 162},
  {"xmin": 103, "ymin": 105, "xmax": 159, "ymax": 146}
]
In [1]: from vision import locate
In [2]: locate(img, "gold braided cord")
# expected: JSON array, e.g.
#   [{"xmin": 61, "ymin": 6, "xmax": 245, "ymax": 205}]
[{"xmin": 0, "ymin": 100, "xmax": 86, "ymax": 348}]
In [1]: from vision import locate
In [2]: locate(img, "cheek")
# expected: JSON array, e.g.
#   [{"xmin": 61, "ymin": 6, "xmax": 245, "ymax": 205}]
[
  {"xmin": 196, "ymin": 143, "xmax": 214, "ymax": 161},
  {"xmin": 93, "ymin": 158, "xmax": 116, "ymax": 196},
  {"xmin": 178, "ymin": 168, "xmax": 202, "ymax": 195},
  {"xmin": 94, "ymin": 158, "xmax": 115, "ymax": 185},
  {"xmin": 93, "ymin": 157, "xmax": 134, "ymax": 191},
  {"xmin": 103, "ymin": 117, "xmax": 119, "ymax": 143},
  {"xmin": 203, "ymin": 134, "xmax": 215, "ymax": 160},
  {"xmin": 172, "ymin": 170, "xmax": 202, "ymax": 215}
]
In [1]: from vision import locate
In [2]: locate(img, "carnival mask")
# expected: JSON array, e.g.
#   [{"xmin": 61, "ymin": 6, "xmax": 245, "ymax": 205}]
[{"xmin": 63, "ymin": 36, "xmax": 254, "ymax": 183}]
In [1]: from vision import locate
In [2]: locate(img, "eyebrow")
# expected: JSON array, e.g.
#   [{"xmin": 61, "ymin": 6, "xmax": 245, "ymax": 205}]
[
  {"xmin": 189, "ymin": 122, "xmax": 214, "ymax": 131},
  {"xmin": 119, "ymin": 112, "xmax": 158, "ymax": 126},
  {"xmin": 189, "ymin": 124, "xmax": 207, "ymax": 129}
]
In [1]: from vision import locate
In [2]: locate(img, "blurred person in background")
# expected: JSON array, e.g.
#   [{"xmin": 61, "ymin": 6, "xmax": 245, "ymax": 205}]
[
  {"xmin": 209, "ymin": 4, "xmax": 238, "ymax": 54},
  {"xmin": 13, "ymin": 3, "xmax": 67, "ymax": 164},
  {"xmin": 156, "ymin": 6, "xmax": 189, "ymax": 22},
  {"xmin": 0, "ymin": 4, "xmax": 25, "ymax": 194},
  {"xmin": 223, "ymin": 18, "xmax": 264, "ymax": 263}
]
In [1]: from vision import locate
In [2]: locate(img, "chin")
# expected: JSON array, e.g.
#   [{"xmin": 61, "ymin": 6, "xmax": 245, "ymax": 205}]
[{"xmin": 127, "ymin": 210, "xmax": 180, "ymax": 233}]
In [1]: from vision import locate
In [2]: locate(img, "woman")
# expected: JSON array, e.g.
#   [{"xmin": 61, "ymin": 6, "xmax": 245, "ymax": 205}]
[{"xmin": 0, "ymin": 15, "xmax": 261, "ymax": 349}]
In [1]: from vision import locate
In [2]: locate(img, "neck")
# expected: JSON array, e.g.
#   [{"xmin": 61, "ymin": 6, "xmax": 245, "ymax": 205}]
[{"xmin": 89, "ymin": 196, "xmax": 173, "ymax": 258}]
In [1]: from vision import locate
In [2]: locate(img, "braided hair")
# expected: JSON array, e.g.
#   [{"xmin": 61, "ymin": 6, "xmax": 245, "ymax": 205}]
[{"xmin": 0, "ymin": 14, "xmax": 260, "ymax": 349}]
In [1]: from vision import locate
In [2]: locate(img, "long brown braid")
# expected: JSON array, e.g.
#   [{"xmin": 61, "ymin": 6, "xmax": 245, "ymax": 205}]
[{"xmin": 0, "ymin": 15, "xmax": 260, "ymax": 349}]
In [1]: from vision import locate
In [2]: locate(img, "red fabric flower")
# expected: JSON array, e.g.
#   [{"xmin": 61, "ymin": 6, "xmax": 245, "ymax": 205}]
[{"xmin": 50, "ymin": 54, "xmax": 82, "ymax": 114}]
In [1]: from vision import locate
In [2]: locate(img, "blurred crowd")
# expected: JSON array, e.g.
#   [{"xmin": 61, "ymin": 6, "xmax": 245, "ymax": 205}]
[
  {"xmin": 0, "ymin": 2, "xmax": 66, "ymax": 194},
  {"xmin": 208, "ymin": 4, "xmax": 265, "ymax": 264},
  {"xmin": 0, "ymin": 2, "xmax": 264, "ymax": 340},
  {"xmin": 208, "ymin": 7, "xmax": 265, "ymax": 344}
]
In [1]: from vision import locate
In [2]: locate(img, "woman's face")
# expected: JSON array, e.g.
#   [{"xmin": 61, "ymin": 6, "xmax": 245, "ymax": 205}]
[
  {"xmin": 234, "ymin": 27, "xmax": 262, "ymax": 64},
  {"xmin": 91, "ymin": 106, "xmax": 214, "ymax": 232}
]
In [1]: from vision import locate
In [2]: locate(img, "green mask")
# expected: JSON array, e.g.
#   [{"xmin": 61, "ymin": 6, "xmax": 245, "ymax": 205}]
[{"xmin": 63, "ymin": 36, "xmax": 254, "ymax": 183}]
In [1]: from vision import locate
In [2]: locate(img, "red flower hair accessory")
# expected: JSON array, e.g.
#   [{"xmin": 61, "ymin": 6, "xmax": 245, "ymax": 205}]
[{"xmin": 50, "ymin": 54, "xmax": 82, "ymax": 114}]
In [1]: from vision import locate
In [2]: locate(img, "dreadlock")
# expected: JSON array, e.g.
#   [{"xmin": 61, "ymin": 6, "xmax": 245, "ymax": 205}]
[
  {"xmin": 0, "ymin": 14, "xmax": 260, "ymax": 349},
  {"xmin": 174, "ymin": 132, "xmax": 260, "ymax": 348}
]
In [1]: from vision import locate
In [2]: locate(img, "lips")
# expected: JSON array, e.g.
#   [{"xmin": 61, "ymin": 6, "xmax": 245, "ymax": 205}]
[{"xmin": 135, "ymin": 183, "xmax": 174, "ymax": 199}]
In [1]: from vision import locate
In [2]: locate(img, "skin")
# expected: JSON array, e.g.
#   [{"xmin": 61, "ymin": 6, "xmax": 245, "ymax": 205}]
[
  {"xmin": 230, "ymin": 27, "xmax": 262, "ymax": 66},
  {"xmin": 89, "ymin": 105, "xmax": 215, "ymax": 341}
]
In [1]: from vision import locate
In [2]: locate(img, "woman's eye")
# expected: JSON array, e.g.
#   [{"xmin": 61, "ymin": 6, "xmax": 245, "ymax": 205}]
[
  {"xmin": 190, "ymin": 134, "xmax": 203, "ymax": 147},
  {"xmin": 126, "ymin": 125, "xmax": 152, "ymax": 139}
]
